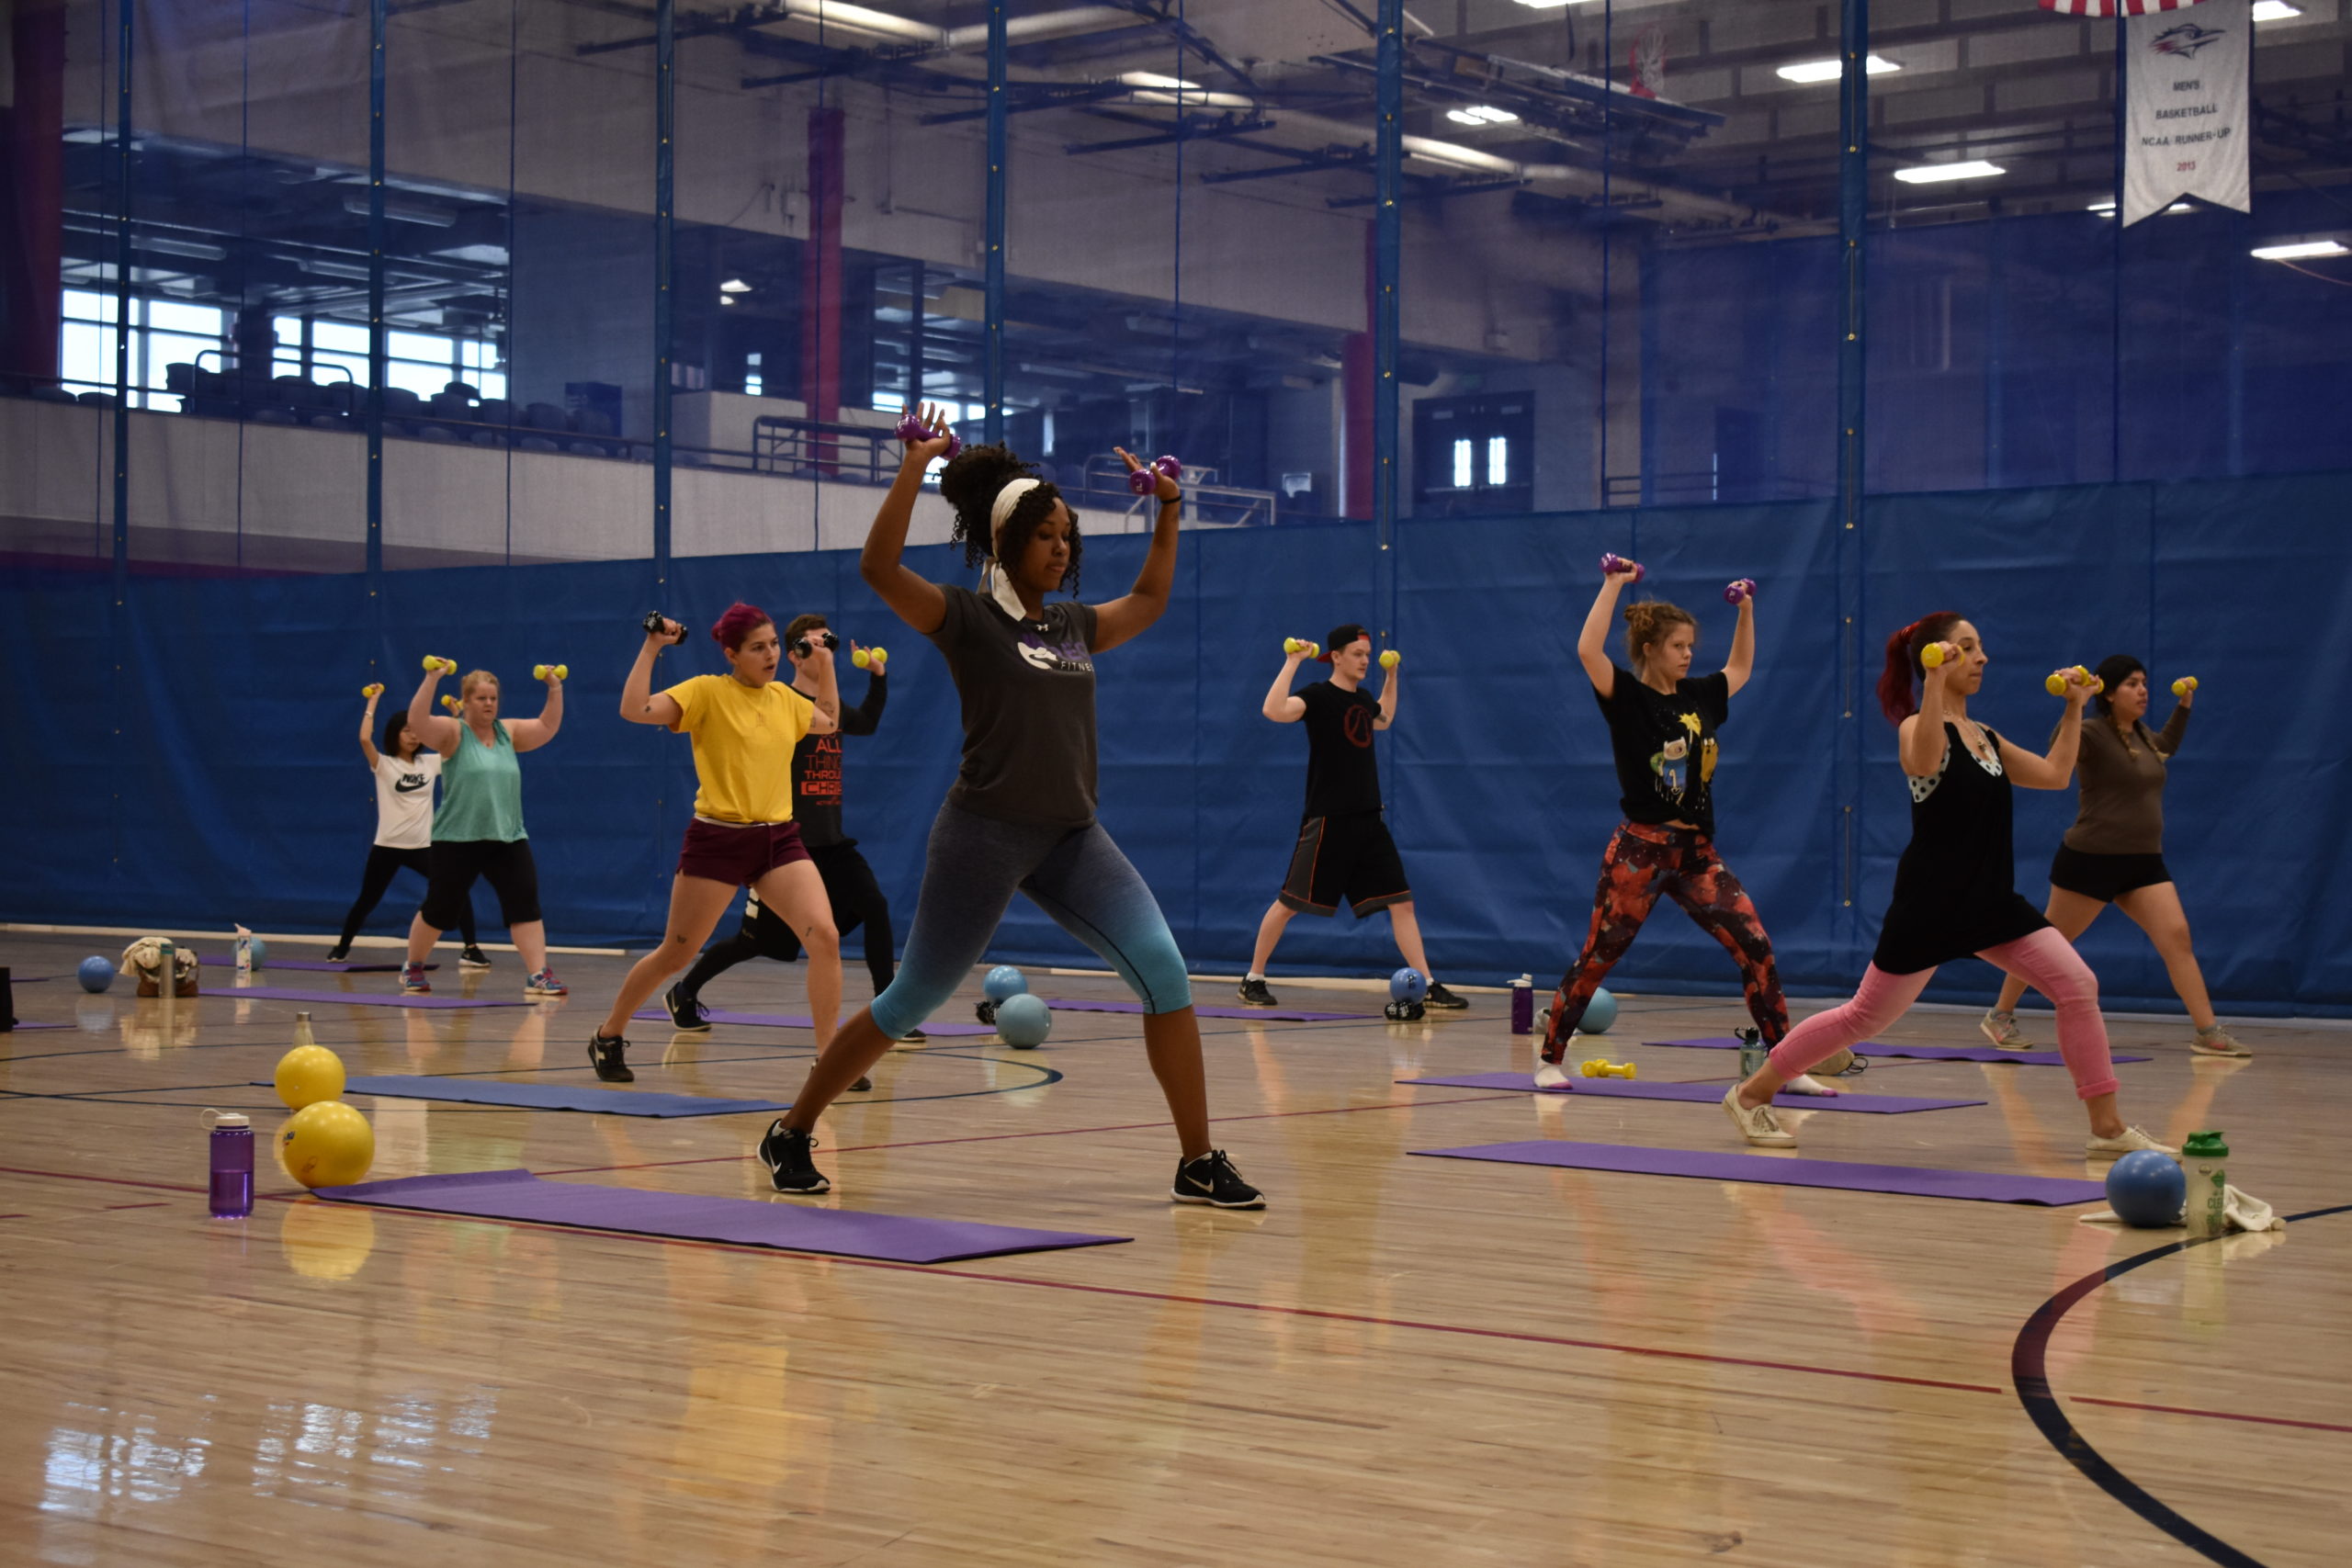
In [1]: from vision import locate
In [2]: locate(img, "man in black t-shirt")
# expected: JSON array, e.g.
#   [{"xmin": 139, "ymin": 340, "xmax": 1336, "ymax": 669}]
[
  {"xmin": 1238, "ymin": 624, "xmax": 1465, "ymax": 1010},
  {"xmin": 663, "ymin": 613, "xmax": 916, "ymax": 1054}
]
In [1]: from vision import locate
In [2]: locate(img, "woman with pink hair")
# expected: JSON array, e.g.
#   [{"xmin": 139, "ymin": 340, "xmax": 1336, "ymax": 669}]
[{"xmin": 584, "ymin": 604, "xmax": 843, "ymax": 1085}]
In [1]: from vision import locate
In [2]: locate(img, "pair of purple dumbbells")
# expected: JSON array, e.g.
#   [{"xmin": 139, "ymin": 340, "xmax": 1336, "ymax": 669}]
[
  {"xmin": 1127, "ymin": 455, "xmax": 1182, "ymax": 495},
  {"xmin": 1600, "ymin": 553, "xmax": 1757, "ymax": 605},
  {"xmin": 893, "ymin": 411, "xmax": 965, "ymax": 461}
]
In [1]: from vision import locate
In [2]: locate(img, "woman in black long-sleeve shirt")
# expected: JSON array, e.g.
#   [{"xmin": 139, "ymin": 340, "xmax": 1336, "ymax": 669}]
[{"xmin": 663, "ymin": 613, "xmax": 917, "ymax": 1043}]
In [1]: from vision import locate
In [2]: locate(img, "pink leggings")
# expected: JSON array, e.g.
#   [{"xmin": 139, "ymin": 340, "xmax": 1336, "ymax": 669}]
[{"xmin": 1766, "ymin": 927, "xmax": 2120, "ymax": 1100}]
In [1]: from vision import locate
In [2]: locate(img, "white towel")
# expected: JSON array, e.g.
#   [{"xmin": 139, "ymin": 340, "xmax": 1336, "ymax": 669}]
[{"xmin": 2077, "ymin": 1183, "xmax": 2286, "ymax": 1233}]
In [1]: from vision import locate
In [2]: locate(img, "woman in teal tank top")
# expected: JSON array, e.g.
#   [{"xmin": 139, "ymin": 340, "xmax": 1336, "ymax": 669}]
[{"xmin": 401, "ymin": 662, "xmax": 568, "ymax": 998}]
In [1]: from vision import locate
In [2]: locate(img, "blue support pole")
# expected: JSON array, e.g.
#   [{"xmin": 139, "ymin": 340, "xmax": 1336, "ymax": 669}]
[
  {"xmin": 653, "ymin": 0, "xmax": 674, "ymax": 585},
  {"xmin": 1372, "ymin": 0, "xmax": 1402, "ymax": 548},
  {"xmin": 984, "ymin": 0, "xmax": 1007, "ymax": 446},
  {"xmin": 1835, "ymin": 0, "xmax": 1869, "ymax": 949},
  {"xmin": 110, "ymin": 0, "xmax": 132, "ymax": 577},
  {"xmin": 367, "ymin": 0, "xmax": 387, "ymax": 577}
]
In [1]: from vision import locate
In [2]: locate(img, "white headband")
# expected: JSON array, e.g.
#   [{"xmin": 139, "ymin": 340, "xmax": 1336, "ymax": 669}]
[{"xmin": 989, "ymin": 478, "xmax": 1042, "ymax": 532}]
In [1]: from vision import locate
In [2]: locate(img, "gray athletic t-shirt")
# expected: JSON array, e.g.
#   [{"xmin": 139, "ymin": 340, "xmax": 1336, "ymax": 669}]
[{"xmin": 926, "ymin": 584, "xmax": 1101, "ymax": 827}]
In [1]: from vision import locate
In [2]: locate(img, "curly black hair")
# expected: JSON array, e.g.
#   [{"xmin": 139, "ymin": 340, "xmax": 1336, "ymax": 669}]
[{"xmin": 938, "ymin": 442, "xmax": 1083, "ymax": 596}]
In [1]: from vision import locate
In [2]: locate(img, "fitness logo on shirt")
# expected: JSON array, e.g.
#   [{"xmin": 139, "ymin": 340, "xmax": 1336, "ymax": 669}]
[
  {"xmin": 1015, "ymin": 629, "xmax": 1092, "ymax": 675},
  {"xmin": 1341, "ymin": 705, "xmax": 1374, "ymax": 749},
  {"xmin": 394, "ymin": 773, "xmax": 430, "ymax": 794}
]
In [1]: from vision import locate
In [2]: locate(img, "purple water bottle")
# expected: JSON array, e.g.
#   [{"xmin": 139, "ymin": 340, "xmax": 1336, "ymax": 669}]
[
  {"xmin": 1510, "ymin": 975, "xmax": 1534, "ymax": 1035},
  {"xmin": 205, "ymin": 1110, "xmax": 254, "ymax": 1219}
]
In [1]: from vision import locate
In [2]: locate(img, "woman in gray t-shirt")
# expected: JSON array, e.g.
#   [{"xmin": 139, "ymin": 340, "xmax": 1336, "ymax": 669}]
[{"xmin": 753, "ymin": 408, "xmax": 1264, "ymax": 1212}]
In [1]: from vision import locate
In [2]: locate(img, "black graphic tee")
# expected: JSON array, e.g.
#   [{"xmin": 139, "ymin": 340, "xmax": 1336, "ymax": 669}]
[
  {"xmin": 925, "ymin": 584, "xmax": 1101, "ymax": 828},
  {"xmin": 1594, "ymin": 665, "xmax": 1729, "ymax": 835},
  {"xmin": 790, "ymin": 671, "xmax": 886, "ymax": 849},
  {"xmin": 1300, "ymin": 680, "xmax": 1384, "ymax": 820}
]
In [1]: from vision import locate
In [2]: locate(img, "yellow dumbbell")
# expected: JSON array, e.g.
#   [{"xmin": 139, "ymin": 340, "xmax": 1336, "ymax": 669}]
[
  {"xmin": 2043, "ymin": 665, "xmax": 2101, "ymax": 696},
  {"xmin": 1578, "ymin": 1058, "xmax": 1638, "ymax": 1079},
  {"xmin": 1379, "ymin": 649, "xmax": 1400, "ymax": 671},
  {"xmin": 534, "ymin": 663, "xmax": 568, "ymax": 682},
  {"xmin": 361, "ymin": 682, "xmax": 385, "ymax": 699},
  {"xmin": 852, "ymin": 647, "xmax": 889, "ymax": 671},
  {"xmin": 1283, "ymin": 637, "xmax": 1320, "ymax": 659},
  {"xmin": 440, "ymin": 695, "xmax": 461, "ymax": 714},
  {"xmin": 1921, "ymin": 642, "xmax": 1956, "ymax": 670},
  {"xmin": 422, "ymin": 655, "xmax": 457, "ymax": 675},
  {"xmin": 2171, "ymin": 675, "xmax": 2199, "ymax": 698}
]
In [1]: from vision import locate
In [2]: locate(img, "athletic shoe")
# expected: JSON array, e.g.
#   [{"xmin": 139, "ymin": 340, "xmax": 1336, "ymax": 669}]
[
  {"xmin": 524, "ymin": 967, "xmax": 567, "ymax": 999},
  {"xmin": 2191, "ymin": 1026, "xmax": 2252, "ymax": 1059},
  {"xmin": 2086, "ymin": 1125, "xmax": 2177, "ymax": 1158},
  {"xmin": 664, "ymin": 984, "xmax": 710, "ymax": 1032},
  {"xmin": 850, "ymin": 1076, "xmax": 873, "ymax": 1092},
  {"xmin": 759, "ymin": 1120, "xmax": 831, "ymax": 1194},
  {"xmin": 400, "ymin": 963, "xmax": 431, "ymax": 995},
  {"xmin": 1171, "ymin": 1149, "xmax": 1265, "ymax": 1209},
  {"xmin": 899, "ymin": 1026, "xmax": 928, "ymax": 1043},
  {"xmin": 1532, "ymin": 1060, "xmax": 1571, "ymax": 1089},
  {"xmin": 587, "ymin": 1033, "xmax": 633, "ymax": 1083},
  {"xmin": 1781, "ymin": 1074, "xmax": 1840, "ymax": 1097},
  {"xmin": 326, "ymin": 942, "xmax": 353, "ymax": 963},
  {"xmin": 1722, "ymin": 1085, "xmax": 1796, "ymax": 1147},
  {"xmin": 1815, "ymin": 1046, "xmax": 1861, "ymax": 1077},
  {"xmin": 1423, "ymin": 983, "xmax": 1468, "ymax": 1010},
  {"xmin": 460, "ymin": 944, "xmax": 492, "ymax": 970},
  {"xmin": 1979, "ymin": 1009, "xmax": 2030, "ymax": 1049},
  {"xmin": 1236, "ymin": 976, "xmax": 1279, "ymax": 1008}
]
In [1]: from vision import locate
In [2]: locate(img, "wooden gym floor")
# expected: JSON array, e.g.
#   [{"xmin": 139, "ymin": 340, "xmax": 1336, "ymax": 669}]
[{"xmin": 0, "ymin": 931, "xmax": 2341, "ymax": 1567}]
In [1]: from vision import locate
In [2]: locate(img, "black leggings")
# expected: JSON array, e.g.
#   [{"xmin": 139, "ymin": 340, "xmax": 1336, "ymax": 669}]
[
  {"xmin": 339, "ymin": 844, "xmax": 478, "ymax": 945},
  {"xmin": 675, "ymin": 841, "xmax": 895, "ymax": 1000}
]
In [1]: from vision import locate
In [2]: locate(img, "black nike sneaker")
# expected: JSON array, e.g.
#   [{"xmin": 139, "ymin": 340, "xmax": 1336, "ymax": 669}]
[
  {"xmin": 1236, "ymin": 976, "xmax": 1279, "ymax": 1008},
  {"xmin": 1172, "ymin": 1149, "xmax": 1266, "ymax": 1209},
  {"xmin": 1423, "ymin": 982, "xmax": 1468, "ymax": 1010},
  {"xmin": 664, "ymin": 984, "xmax": 710, "ymax": 1032},
  {"xmin": 587, "ymin": 1032, "xmax": 633, "ymax": 1083},
  {"xmin": 758, "ymin": 1120, "xmax": 831, "ymax": 1194}
]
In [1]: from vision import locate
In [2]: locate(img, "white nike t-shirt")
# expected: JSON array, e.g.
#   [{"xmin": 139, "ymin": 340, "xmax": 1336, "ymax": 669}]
[{"xmin": 373, "ymin": 752, "xmax": 443, "ymax": 850}]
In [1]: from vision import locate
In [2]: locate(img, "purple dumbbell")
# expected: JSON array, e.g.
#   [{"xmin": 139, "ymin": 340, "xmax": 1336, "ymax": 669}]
[
  {"xmin": 1128, "ymin": 455, "xmax": 1182, "ymax": 495},
  {"xmin": 1724, "ymin": 578, "xmax": 1758, "ymax": 605},
  {"xmin": 1599, "ymin": 552, "xmax": 1644, "ymax": 582},
  {"xmin": 895, "ymin": 410, "xmax": 962, "ymax": 461}
]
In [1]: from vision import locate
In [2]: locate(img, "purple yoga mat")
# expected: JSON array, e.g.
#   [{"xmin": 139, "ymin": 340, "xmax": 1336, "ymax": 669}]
[
  {"xmin": 1412, "ymin": 1140, "xmax": 2107, "ymax": 1205},
  {"xmin": 633, "ymin": 1007, "xmax": 996, "ymax": 1038},
  {"xmin": 207, "ymin": 985, "xmax": 527, "ymax": 1010},
  {"xmin": 4, "ymin": 1021, "xmax": 73, "ymax": 1031},
  {"xmin": 1397, "ymin": 1071, "xmax": 1984, "ymax": 1114},
  {"xmin": 1043, "ymin": 996, "xmax": 1367, "ymax": 1023},
  {"xmin": 1650, "ymin": 1035, "xmax": 2150, "ymax": 1066},
  {"xmin": 319, "ymin": 1168, "xmax": 1131, "ymax": 1263},
  {"xmin": 203, "ymin": 954, "xmax": 427, "ymax": 974}
]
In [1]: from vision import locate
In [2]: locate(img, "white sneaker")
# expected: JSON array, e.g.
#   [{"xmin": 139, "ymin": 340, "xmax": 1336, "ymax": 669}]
[
  {"xmin": 1722, "ymin": 1086, "xmax": 1796, "ymax": 1147},
  {"xmin": 2190, "ymin": 1027, "xmax": 2252, "ymax": 1059},
  {"xmin": 1979, "ymin": 1010, "xmax": 2030, "ymax": 1050},
  {"xmin": 1781, "ymin": 1073, "xmax": 1840, "ymax": 1097},
  {"xmin": 1532, "ymin": 1060, "xmax": 1570, "ymax": 1089},
  {"xmin": 2086, "ymin": 1125, "xmax": 2177, "ymax": 1158}
]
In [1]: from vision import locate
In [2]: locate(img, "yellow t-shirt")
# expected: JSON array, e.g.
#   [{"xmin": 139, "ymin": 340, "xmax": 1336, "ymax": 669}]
[{"xmin": 663, "ymin": 674, "xmax": 815, "ymax": 824}]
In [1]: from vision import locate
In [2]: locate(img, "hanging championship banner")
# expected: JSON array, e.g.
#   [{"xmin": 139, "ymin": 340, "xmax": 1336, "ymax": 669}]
[{"xmin": 2122, "ymin": 0, "xmax": 2251, "ymax": 225}]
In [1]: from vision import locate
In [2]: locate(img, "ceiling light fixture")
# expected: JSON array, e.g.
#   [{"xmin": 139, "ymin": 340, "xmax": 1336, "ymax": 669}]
[
  {"xmin": 1119, "ymin": 71, "xmax": 1201, "ymax": 92},
  {"xmin": 2251, "ymin": 239, "xmax": 2347, "ymax": 261},
  {"xmin": 1511, "ymin": 0, "xmax": 1599, "ymax": 8},
  {"xmin": 718, "ymin": 278, "xmax": 752, "ymax": 293},
  {"xmin": 1446, "ymin": 105, "xmax": 1521, "ymax": 127},
  {"xmin": 1894, "ymin": 160, "xmax": 2004, "ymax": 185},
  {"xmin": 1777, "ymin": 55, "xmax": 1898, "ymax": 85},
  {"xmin": 2250, "ymin": 2, "xmax": 2302, "ymax": 22}
]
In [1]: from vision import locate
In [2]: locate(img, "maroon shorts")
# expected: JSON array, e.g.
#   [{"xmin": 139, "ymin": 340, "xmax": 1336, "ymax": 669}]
[{"xmin": 677, "ymin": 818, "xmax": 811, "ymax": 887}]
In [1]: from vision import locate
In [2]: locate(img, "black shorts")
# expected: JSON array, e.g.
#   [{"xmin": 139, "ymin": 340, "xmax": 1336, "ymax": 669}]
[
  {"xmin": 2049, "ymin": 844, "xmax": 2172, "ymax": 904},
  {"xmin": 422, "ymin": 839, "xmax": 542, "ymax": 930},
  {"xmin": 1279, "ymin": 812, "xmax": 1409, "ymax": 918}
]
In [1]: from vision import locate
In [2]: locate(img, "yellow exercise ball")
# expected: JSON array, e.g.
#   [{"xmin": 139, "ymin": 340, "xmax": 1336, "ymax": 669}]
[
  {"xmin": 274, "ymin": 1043, "xmax": 347, "ymax": 1110},
  {"xmin": 279, "ymin": 1101, "xmax": 376, "ymax": 1190}
]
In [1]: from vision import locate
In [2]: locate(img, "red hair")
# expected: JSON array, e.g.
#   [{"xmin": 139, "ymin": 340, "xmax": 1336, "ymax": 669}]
[
  {"xmin": 1877, "ymin": 611, "xmax": 1965, "ymax": 725},
  {"xmin": 709, "ymin": 602, "xmax": 774, "ymax": 653}
]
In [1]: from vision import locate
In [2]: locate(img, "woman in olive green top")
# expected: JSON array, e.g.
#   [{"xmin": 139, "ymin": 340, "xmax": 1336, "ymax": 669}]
[
  {"xmin": 1982, "ymin": 654, "xmax": 2246, "ymax": 1057},
  {"xmin": 401, "ymin": 663, "xmax": 570, "ymax": 999}
]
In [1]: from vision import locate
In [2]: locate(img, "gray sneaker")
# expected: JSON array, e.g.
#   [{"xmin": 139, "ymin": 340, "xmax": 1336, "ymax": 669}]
[
  {"xmin": 2191, "ymin": 1026, "xmax": 2252, "ymax": 1059},
  {"xmin": 1979, "ymin": 1009, "xmax": 2030, "ymax": 1050}
]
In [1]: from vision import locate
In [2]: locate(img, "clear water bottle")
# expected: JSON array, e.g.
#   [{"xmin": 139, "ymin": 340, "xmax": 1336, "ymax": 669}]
[
  {"xmin": 234, "ymin": 925, "xmax": 254, "ymax": 978},
  {"xmin": 292, "ymin": 1010, "xmax": 317, "ymax": 1050},
  {"xmin": 204, "ymin": 1109, "xmax": 254, "ymax": 1219},
  {"xmin": 1510, "ymin": 976, "xmax": 1533, "ymax": 1034},
  {"xmin": 2182, "ymin": 1130, "xmax": 2228, "ymax": 1239}
]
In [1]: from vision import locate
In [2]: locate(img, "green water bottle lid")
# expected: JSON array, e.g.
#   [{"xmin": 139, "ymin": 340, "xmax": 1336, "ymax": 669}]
[{"xmin": 2182, "ymin": 1130, "xmax": 2228, "ymax": 1158}]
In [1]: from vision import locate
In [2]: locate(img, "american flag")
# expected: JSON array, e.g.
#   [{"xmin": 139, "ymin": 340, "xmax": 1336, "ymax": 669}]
[{"xmin": 2039, "ymin": 0, "xmax": 2210, "ymax": 14}]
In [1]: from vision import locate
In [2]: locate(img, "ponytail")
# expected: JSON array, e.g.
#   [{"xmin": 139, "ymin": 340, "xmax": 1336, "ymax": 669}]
[{"xmin": 1876, "ymin": 611, "xmax": 1964, "ymax": 725}]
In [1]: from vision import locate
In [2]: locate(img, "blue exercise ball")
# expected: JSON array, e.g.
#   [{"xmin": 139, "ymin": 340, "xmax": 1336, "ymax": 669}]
[
  {"xmin": 2106, "ymin": 1150, "xmax": 2185, "ymax": 1228},
  {"xmin": 1580, "ymin": 987, "xmax": 1618, "ymax": 1033},
  {"xmin": 983, "ymin": 964, "xmax": 1029, "ymax": 1003},
  {"xmin": 77, "ymin": 955, "xmax": 117, "ymax": 994},
  {"xmin": 248, "ymin": 938, "xmax": 267, "ymax": 969},
  {"xmin": 994, "ymin": 992, "xmax": 1052, "ymax": 1048},
  {"xmin": 1389, "ymin": 967, "xmax": 1427, "ymax": 1004}
]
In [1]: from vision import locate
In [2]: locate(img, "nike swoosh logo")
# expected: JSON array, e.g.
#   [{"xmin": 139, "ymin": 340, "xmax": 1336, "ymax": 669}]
[{"xmin": 394, "ymin": 777, "xmax": 429, "ymax": 793}]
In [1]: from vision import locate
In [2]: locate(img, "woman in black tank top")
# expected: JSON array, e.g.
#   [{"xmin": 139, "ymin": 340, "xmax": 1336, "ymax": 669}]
[{"xmin": 1716, "ymin": 613, "xmax": 2171, "ymax": 1160}]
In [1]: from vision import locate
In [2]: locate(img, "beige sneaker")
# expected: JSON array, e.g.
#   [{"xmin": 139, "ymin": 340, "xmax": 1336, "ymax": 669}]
[
  {"xmin": 1815, "ymin": 1046, "xmax": 1860, "ymax": 1076},
  {"xmin": 2190, "ymin": 1026, "xmax": 2252, "ymax": 1059},
  {"xmin": 1723, "ymin": 1086, "xmax": 1796, "ymax": 1147},
  {"xmin": 1979, "ymin": 1010, "xmax": 2031, "ymax": 1049},
  {"xmin": 2086, "ymin": 1125, "xmax": 2177, "ymax": 1158}
]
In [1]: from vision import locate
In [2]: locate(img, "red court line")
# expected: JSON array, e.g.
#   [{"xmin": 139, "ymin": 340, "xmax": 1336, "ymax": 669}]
[
  {"xmin": 103, "ymin": 1201, "xmax": 170, "ymax": 1211},
  {"xmin": 537, "ymin": 1091, "xmax": 1528, "ymax": 1177},
  {"xmin": 2070, "ymin": 1395, "xmax": 2352, "ymax": 1436}
]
